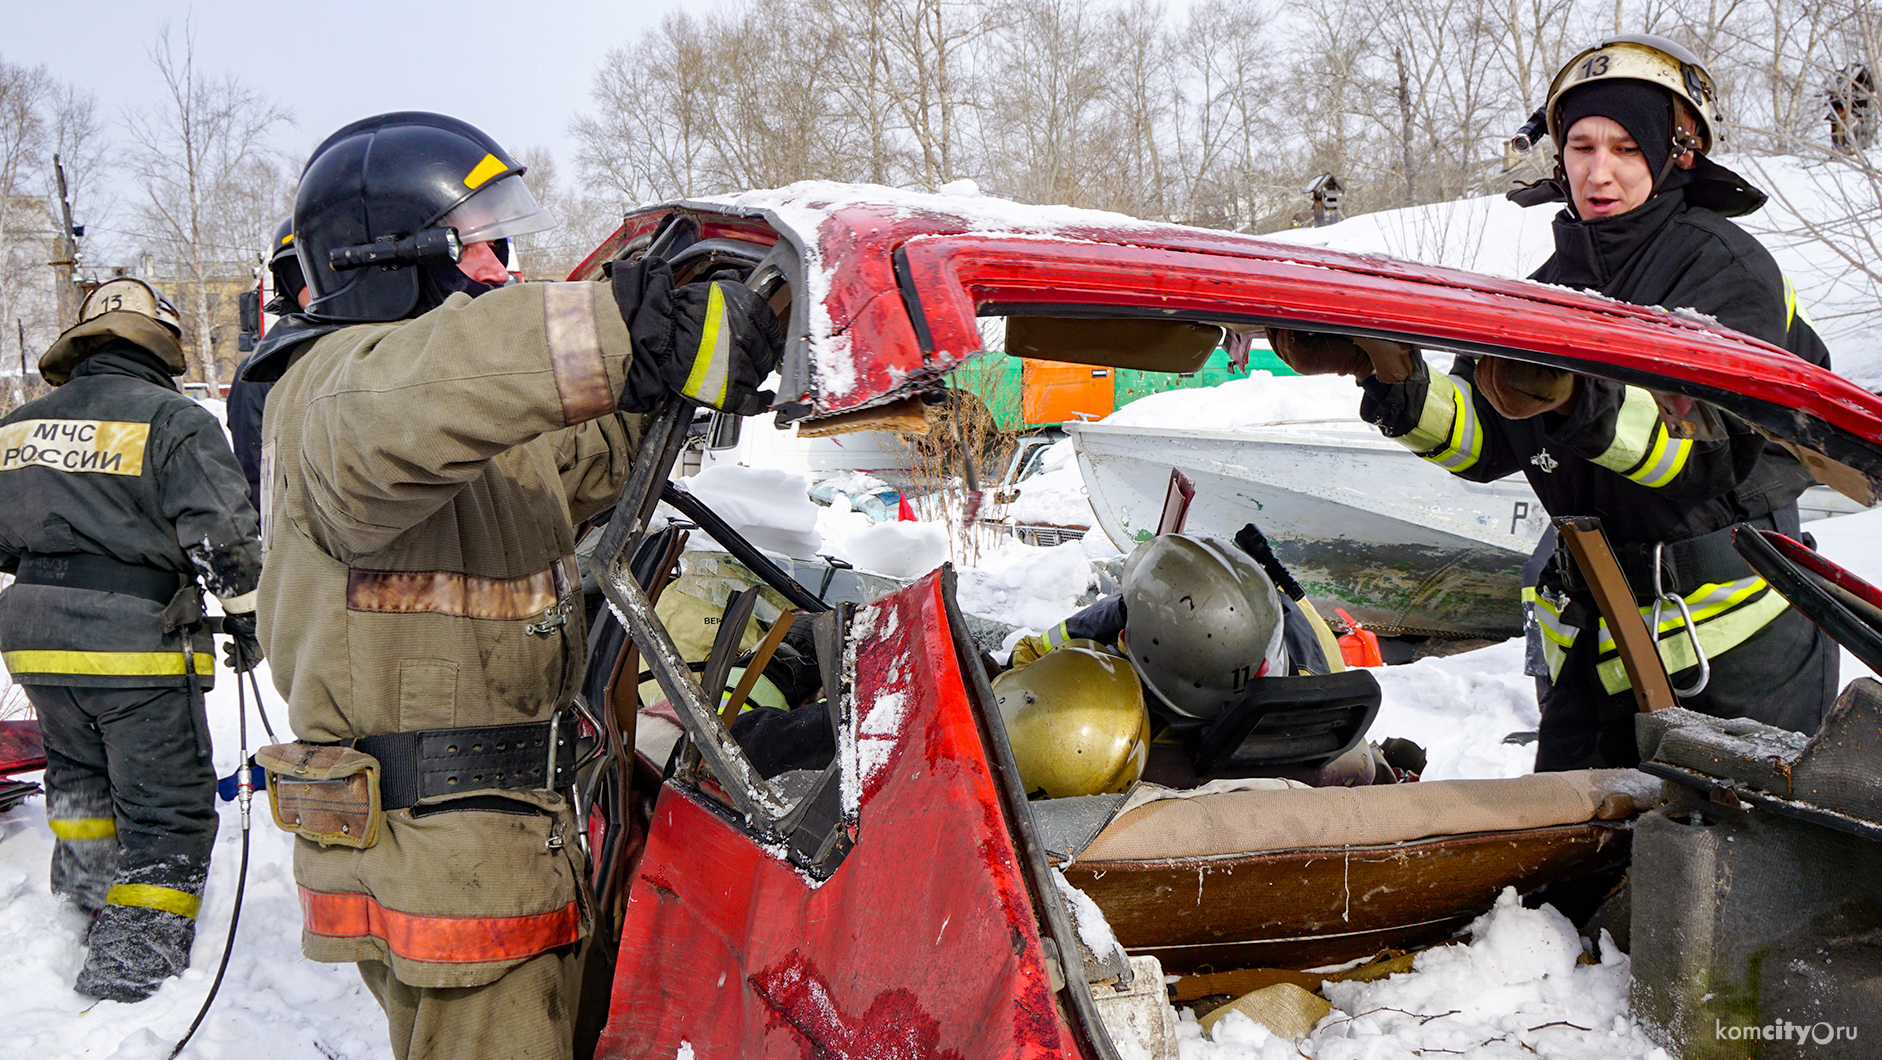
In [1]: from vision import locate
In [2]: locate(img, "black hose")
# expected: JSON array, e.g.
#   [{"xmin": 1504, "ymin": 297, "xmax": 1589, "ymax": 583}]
[{"xmin": 168, "ymin": 637, "xmax": 257, "ymax": 1059}]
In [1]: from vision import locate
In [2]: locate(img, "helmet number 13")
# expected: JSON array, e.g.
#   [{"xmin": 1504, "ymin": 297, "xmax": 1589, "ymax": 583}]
[{"xmin": 1578, "ymin": 54, "xmax": 1610, "ymax": 80}]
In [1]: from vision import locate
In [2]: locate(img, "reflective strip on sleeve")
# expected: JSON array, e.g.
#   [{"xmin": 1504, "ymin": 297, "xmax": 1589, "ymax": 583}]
[
  {"xmin": 106, "ymin": 883, "xmax": 202, "ymax": 920},
  {"xmin": 1043, "ymin": 621, "xmax": 1071, "ymax": 650},
  {"xmin": 1399, "ymin": 373, "xmax": 1483, "ymax": 473},
  {"xmin": 48, "ymin": 816, "xmax": 117, "ymax": 841},
  {"xmin": 1591, "ymin": 386, "xmax": 1692, "ymax": 488},
  {"xmin": 299, "ymin": 887, "xmax": 582, "ymax": 964},
  {"xmin": 3, "ymin": 650, "xmax": 214, "ymax": 678},
  {"xmin": 681, "ymin": 285, "xmax": 731, "ymax": 408},
  {"xmin": 1593, "ymin": 577, "xmax": 1790, "ymax": 694},
  {"xmin": 542, "ymin": 284, "xmax": 615, "ymax": 425},
  {"xmin": 1531, "ymin": 589, "xmax": 1579, "ymax": 683}
]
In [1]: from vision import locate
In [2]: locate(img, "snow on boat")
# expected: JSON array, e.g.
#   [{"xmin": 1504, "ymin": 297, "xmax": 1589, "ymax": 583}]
[{"xmin": 1070, "ymin": 418, "xmax": 1546, "ymax": 639}]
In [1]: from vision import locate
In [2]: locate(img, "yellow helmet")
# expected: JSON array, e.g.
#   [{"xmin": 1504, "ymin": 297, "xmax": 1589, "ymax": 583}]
[
  {"xmin": 993, "ymin": 642, "xmax": 1151, "ymax": 800},
  {"xmin": 1545, "ymin": 34, "xmax": 1723, "ymax": 153}
]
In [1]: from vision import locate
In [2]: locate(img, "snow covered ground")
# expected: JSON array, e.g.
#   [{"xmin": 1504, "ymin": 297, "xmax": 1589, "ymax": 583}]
[{"xmin": 6, "ymin": 158, "xmax": 1882, "ymax": 1057}]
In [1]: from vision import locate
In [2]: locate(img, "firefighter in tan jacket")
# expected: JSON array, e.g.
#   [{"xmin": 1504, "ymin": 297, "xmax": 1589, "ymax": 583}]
[{"xmin": 241, "ymin": 112, "xmax": 782, "ymax": 1060}]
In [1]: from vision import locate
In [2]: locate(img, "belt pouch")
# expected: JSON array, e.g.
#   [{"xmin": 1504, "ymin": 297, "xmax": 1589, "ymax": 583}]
[{"xmin": 256, "ymin": 741, "xmax": 383, "ymax": 849}]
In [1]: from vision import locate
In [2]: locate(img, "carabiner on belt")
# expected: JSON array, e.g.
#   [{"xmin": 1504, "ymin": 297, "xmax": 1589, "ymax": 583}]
[{"xmin": 1648, "ymin": 541, "xmax": 1710, "ymax": 697}]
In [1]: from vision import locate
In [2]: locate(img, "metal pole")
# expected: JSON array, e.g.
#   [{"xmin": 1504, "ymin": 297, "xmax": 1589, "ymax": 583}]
[{"xmin": 52, "ymin": 155, "xmax": 80, "ymax": 329}]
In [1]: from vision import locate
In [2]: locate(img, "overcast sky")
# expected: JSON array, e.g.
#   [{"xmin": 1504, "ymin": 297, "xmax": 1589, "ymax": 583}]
[{"xmin": 10, "ymin": 0, "xmax": 688, "ymax": 194}]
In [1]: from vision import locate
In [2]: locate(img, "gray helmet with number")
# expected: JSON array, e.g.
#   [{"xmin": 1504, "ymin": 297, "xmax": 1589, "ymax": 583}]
[
  {"xmin": 40, "ymin": 278, "xmax": 187, "ymax": 385},
  {"xmin": 1120, "ymin": 534, "xmax": 1286, "ymax": 719}
]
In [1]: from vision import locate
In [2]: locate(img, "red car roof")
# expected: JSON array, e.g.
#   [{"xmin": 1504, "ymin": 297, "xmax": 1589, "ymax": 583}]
[{"xmin": 581, "ymin": 184, "xmax": 1882, "ymax": 499}]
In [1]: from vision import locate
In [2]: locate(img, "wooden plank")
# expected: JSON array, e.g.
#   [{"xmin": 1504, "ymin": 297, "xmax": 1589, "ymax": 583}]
[
  {"xmin": 1555, "ymin": 516, "xmax": 1677, "ymax": 712},
  {"xmin": 1061, "ymin": 822, "xmax": 1629, "ymax": 974}
]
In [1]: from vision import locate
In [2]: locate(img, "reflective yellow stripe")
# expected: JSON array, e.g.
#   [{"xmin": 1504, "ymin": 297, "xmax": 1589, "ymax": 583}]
[
  {"xmin": 2, "ymin": 650, "xmax": 213, "ymax": 677},
  {"xmin": 1591, "ymin": 386, "xmax": 1689, "ymax": 487},
  {"xmin": 1532, "ymin": 591, "xmax": 1580, "ymax": 649},
  {"xmin": 105, "ymin": 883, "xmax": 202, "ymax": 920},
  {"xmin": 1594, "ymin": 576, "xmax": 1766, "ymax": 654},
  {"xmin": 1595, "ymin": 583, "xmax": 1790, "ymax": 694},
  {"xmin": 682, "ymin": 285, "xmax": 729, "ymax": 406},
  {"xmin": 1532, "ymin": 589, "xmax": 1578, "ymax": 683},
  {"xmin": 48, "ymin": 817, "xmax": 117, "ymax": 840},
  {"xmin": 1785, "ymin": 277, "xmax": 1814, "ymax": 329},
  {"xmin": 1399, "ymin": 371, "xmax": 1459, "ymax": 453},
  {"xmin": 1044, "ymin": 621, "xmax": 1071, "ymax": 650},
  {"xmin": 1399, "ymin": 373, "xmax": 1482, "ymax": 473},
  {"xmin": 1432, "ymin": 375, "xmax": 1484, "ymax": 473}
]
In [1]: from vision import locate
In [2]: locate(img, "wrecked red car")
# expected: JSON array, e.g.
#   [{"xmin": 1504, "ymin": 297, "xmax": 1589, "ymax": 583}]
[{"xmin": 554, "ymin": 185, "xmax": 1882, "ymax": 1058}]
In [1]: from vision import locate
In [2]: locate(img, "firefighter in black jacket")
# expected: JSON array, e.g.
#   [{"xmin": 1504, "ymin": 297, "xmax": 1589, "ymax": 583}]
[
  {"xmin": 1271, "ymin": 35, "xmax": 1837, "ymax": 771},
  {"xmin": 0, "ymin": 279, "xmax": 263, "ymax": 1002}
]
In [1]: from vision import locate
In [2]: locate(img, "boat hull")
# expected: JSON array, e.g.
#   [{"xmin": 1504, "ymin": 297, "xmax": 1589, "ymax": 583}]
[{"xmin": 1070, "ymin": 420, "xmax": 1546, "ymax": 638}]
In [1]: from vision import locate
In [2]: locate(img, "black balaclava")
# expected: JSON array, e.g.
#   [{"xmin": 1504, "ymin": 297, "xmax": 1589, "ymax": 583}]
[
  {"xmin": 419, "ymin": 261, "xmax": 503, "ymax": 310},
  {"xmin": 1558, "ymin": 79, "xmax": 1692, "ymax": 210}
]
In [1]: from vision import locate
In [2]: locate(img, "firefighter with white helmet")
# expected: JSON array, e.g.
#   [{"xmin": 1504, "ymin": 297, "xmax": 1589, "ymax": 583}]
[
  {"xmin": 1271, "ymin": 34, "xmax": 1837, "ymax": 771},
  {"xmin": 0, "ymin": 278, "xmax": 263, "ymax": 1001}
]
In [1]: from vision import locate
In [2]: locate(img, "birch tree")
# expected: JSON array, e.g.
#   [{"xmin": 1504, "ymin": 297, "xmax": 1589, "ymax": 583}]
[{"xmin": 122, "ymin": 24, "xmax": 291, "ymax": 391}]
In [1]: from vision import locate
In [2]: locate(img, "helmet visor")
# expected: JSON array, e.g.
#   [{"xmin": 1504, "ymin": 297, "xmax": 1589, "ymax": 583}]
[{"xmin": 438, "ymin": 175, "xmax": 557, "ymax": 244}]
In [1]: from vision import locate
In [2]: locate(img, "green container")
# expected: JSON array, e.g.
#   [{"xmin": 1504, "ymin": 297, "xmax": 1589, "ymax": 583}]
[{"xmin": 943, "ymin": 345, "xmax": 1296, "ymax": 432}]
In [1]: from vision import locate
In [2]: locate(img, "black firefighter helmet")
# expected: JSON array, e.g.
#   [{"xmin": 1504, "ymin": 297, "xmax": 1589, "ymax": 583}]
[
  {"xmin": 293, "ymin": 111, "xmax": 553, "ymax": 324},
  {"xmin": 262, "ymin": 216, "xmax": 305, "ymax": 316}
]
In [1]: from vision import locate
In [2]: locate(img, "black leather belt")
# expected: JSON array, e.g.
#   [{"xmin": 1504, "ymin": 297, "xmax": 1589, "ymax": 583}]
[
  {"xmin": 349, "ymin": 714, "xmax": 577, "ymax": 811},
  {"xmin": 12, "ymin": 551, "xmax": 186, "ymax": 604}
]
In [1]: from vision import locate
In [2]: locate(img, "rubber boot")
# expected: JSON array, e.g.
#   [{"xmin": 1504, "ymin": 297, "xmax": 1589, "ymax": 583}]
[{"xmin": 75, "ymin": 902, "xmax": 198, "ymax": 1002}]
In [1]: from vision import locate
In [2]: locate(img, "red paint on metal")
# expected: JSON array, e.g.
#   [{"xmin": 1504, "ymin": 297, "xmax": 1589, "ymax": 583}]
[
  {"xmin": 597, "ymin": 573, "xmax": 1084, "ymax": 1059},
  {"xmin": 749, "ymin": 951, "xmax": 963, "ymax": 1060},
  {"xmin": 0, "ymin": 720, "xmax": 45, "ymax": 777},
  {"xmin": 895, "ymin": 233, "xmax": 1882, "ymax": 447}
]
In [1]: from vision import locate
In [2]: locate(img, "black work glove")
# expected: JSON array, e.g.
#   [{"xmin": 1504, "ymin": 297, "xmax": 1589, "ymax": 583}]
[
  {"xmin": 1357, "ymin": 355, "xmax": 1430, "ymax": 439},
  {"xmin": 611, "ymin": 258, "xmax": 785, "ymax": 416},
  {"xmin": 222, "ymin": 610, "xmax": 262, "ymax": 673}
]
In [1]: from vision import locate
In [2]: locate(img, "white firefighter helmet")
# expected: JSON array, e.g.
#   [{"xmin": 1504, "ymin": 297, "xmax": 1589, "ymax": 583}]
[
  {"xmin": 1119, "ymin": 534, "xmax": 1287, "ymax": 719},
  {"xmin": 1545, "ymin": 34, "xmax": 1724, "ymax": 153},
  {"xmin": 40, "ymin": 278, "xmax": 187, "ymax": 385},
  {"xmin": 993, "ymin": 641, "xmax": 1151, "ymax": 799}
]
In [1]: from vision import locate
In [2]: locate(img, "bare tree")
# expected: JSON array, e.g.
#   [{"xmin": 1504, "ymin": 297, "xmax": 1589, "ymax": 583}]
[
  {"xmin": 0, "ymin": 57, "xmax": 52, "ymax": 408},
  {"xmin": 121, "ymin": 23, "xmax": 291, "ymax": 392},
  {"xmin": 978, "ymin": 0, "xmax": 1112, "ymax": 206},
  {"xmin": 512, "ymin": 145, "xmax": 631, "ymax": 280}
]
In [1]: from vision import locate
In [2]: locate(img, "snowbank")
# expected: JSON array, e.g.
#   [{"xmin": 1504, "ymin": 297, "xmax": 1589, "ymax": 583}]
[
  {"xmin": 677, "ymin": 464, "xmax": 824, "ymax": 559},
  {"xmin": 0, "ymin": 662, "xmax": 392, "ymax": 1060},
  {"xmin": 1097, "ymin": 372, "xmax": 1363, "ymax": 431},
  {"xmin": 1004, "ymin": 438, "xmax": 1098, "ymax": 528},
  {"xmin": 836, "ymin": 521, "xmax": 951, "ymax": 580}
]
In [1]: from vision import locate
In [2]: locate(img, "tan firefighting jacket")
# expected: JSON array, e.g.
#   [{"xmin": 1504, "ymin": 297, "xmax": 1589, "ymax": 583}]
[{"xmin": 259, "ymin": 280, "xmax": 638, "ymax": 987}]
